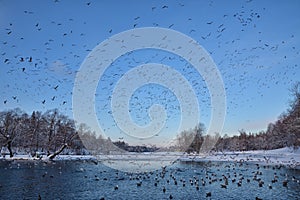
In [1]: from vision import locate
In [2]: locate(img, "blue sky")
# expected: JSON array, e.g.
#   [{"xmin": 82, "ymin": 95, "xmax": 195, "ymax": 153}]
[{"xmin": 0, "ymin": 0, "xmax": 300, "ymax": 146}]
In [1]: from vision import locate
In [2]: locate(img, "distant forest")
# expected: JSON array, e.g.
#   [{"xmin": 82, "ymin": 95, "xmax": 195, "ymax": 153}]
[
  {"xmin": 0, "ymin": 83, "xmax": 299, "ymax": 158},
  {"xmin": 180, "ymin": 82, "xmax": 300, "ymax": 153}
]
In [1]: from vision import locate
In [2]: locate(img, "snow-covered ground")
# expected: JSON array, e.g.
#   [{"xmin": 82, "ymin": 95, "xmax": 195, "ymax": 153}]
[
  {"xmin": 0, "ymin": 154, "xmax": 97, "ymax": 162},
  {"xmin": 180, "ymin": 147, "xmax": 300, "ymax": 168},
  {"xmin": 1, "ymin": 147, "xmax": 299, "ymax": 168}
]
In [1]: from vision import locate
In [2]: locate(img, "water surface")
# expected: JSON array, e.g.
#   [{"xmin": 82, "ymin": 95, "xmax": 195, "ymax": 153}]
[{"xmin": 0, "ymin": 160, "xmax": 299, "ymax": 199}]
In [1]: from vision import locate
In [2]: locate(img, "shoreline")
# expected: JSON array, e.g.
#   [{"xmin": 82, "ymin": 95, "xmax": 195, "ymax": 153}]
[{"xmin": 1, "ymin": 147, "xmax": 299, "ymax": 168}]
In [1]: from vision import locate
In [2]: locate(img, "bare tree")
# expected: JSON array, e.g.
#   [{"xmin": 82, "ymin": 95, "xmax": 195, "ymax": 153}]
[
  {"xmin": 0, "ymin": 109, "xmax": 23, "ymax": 157},
  {"xmin": 43, "ymin": 109, "xmax": 60, "ymax": 155},
  {"xmin": 26, "ymin": 111, "xmax": 46, "ymax": 156},
  {"xmin": 176, "ymin": 130, "xmax": 195, "ymax": 152},
  {"xmin": 46, "ymin": 112, "xmax": 77, "ymax": 160}
]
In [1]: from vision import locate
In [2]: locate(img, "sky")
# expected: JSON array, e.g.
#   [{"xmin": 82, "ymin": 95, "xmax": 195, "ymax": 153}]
[{"xmin": 0, "ymin": 0, "xmax": 300, "ymax": 147}]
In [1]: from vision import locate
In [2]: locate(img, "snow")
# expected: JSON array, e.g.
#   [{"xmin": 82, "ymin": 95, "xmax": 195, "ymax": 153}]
[
  {"xmin": 0, "ymin": 154, "xmax": 97, "ymax": 162},
  {"xmin": 1, "ymin": 147, "xmax": 299, "ymax": 168},
  {"xmin": 180, "ymin": 147, "xmax": 300, "ymax": 168}
]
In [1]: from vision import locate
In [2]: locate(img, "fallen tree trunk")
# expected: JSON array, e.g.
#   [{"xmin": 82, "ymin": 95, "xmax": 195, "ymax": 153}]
[{"xmin": 48, "ymin": 143, "xmax": 68, "ymax": 160}]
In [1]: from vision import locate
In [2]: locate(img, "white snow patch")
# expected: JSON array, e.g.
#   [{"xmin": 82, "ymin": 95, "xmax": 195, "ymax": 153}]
[{"xmin": 1, "ymin": 147, "xmax": 299, "ymax": 169}]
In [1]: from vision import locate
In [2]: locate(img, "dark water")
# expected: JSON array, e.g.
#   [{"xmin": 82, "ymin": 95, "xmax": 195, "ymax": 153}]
[{"xmin": 0, "ymin": 160, "xmax": 299, "ymax": 200}]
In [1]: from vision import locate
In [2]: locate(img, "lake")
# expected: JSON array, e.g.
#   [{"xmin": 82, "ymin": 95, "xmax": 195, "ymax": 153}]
[{"xmin": 0, "ymin": 160, "xmax": 299, "ymax": 199}]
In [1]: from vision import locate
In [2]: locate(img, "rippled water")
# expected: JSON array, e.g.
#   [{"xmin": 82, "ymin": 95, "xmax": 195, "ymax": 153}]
[{"xmin": 0, "ymin": 160, "xmax": 299, "ymax": 200}]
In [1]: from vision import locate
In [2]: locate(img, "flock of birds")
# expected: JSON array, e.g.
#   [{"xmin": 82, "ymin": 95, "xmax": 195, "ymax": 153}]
[
  {"xmin": 75, "ymin": 162, "xmax": 300, "ymax": 199},
  {"xmin": 1, "ymin": 0, "xmax": 299, "ymax": 138},
  {"xmin": 0, "ymin": 1, "xmax": 299, "ymax": 199},
  {"xmin": 1, "ymin": 160, "xmax": 300, "ymax": 199}
]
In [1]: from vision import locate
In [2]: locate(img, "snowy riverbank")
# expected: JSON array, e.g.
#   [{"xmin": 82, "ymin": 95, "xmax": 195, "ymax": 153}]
[
  {"xmin": 1, "ymin": 147, "xmax": 299, "ymax": 168},
  {"xmin": 180, "ymin": 147, "xmax": 300, "ymax": 168}
]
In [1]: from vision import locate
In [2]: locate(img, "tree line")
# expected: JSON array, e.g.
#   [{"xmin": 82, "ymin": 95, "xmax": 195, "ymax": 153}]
[
  {"xmin": 1, "ymin": 83, "xmax": 299, "ymax": 157},
  {"xmin": 0, "ymin": 108, "xmax": 86, "ymax": 159},
  {"xmin": 0, "ymin": 108, "xmax": 160, "ymax": 158},
  {"xmin": 176, "ymin": 82, "xmax": 300, "ymax": 153}
]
